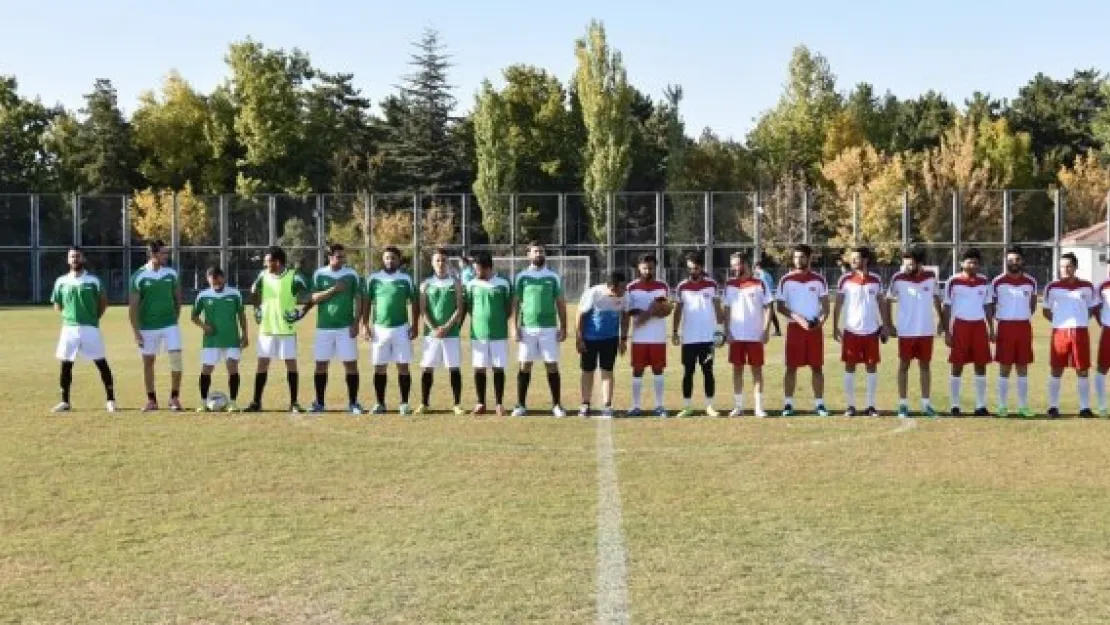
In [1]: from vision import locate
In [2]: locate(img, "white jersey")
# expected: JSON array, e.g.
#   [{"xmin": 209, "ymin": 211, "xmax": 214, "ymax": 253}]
[
  {"xmin": 1099, "ymin": 281, "xmax": 1110, "ymax": 327},
  {"xmin": 944, "ymin": 273, "xmax": 992, "ymax": 322},
  {"xmin": 837, "ymin": 272, "xmax": 883, "ymax": 334},
  {"xmin": 1044, "ymin": 279, "xmax": 1096, "ymax": 329},
  {"xmin": 626, "ymin": 278, "xmax": 670, "ymax": 344},
  {"xmin": 723, "ymin": 277, "xmax": 771, "ymax": 341},
  {"xmin": 887, "ymin": 270, "xmax": 939, "ymax": 337},
  {"xmin": 776, "ymin": 270, "xmax": 828, "ymax": 321},
  {"xmin": 990, "ymin": 273, "xmax": 1037, "ymax": 321},
  {"xmin": 676, "ymin": 277, "xmax": 719, "ymax": 344}
]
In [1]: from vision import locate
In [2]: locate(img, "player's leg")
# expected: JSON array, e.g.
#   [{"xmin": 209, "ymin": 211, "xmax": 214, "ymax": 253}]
[
  {"xmin": 865, "ymin": 362, "xmax": 879, "ymax": 415},
  {"xmin": 492, "ymin": 340, "xmax": 508, "ymax": 414},
  {"xmin": 809, "ymin": 327, "xmax": 827, "ymax": 415},
  {"xmin": 649, "ymin": 345, "xmax": 667, "ymax": 415},
  {"xmin": 971, "ymin": 323, "xmax": 990, "ymax": 415},
  {"xmin": 997, "ymin": 362, "xmax": 1012, "ymax": 415},
  {"xmin": 751, "ymin": 364, "xmax": 766, "ymax": 417},
  {"xmin": 199, "ymin": 348, "xmax": 218, "ymax": 407},
  {"xmin": 52, "ymin": 327, "xmax": 78, "ymax": 411},
  {"xmin": 896, "ymin": 342, "xmax": 912, "ymax": 416},
  {"xmin": 629, "ymin": 356, "xmax": 645, "ymax": 414},
  {"xmin": 949, "ymin": 362, "xmax": 964, "ymax": 415},
  {"xmin": 541, "ymin": 329, "xmax": 564, "ymax": 416},
  {"xmin": 225, "ymin": 351, "xmax": 242, "ymax": 411},
  {"xmin": 472, "ymin": 341, "xmax": 489, "ymax": 412},
  {"xmin": 513, "ymin": 330, "xmax": 538, "ymax": 416},
  {"xmin": 370, "ymin": 325, "xmax": 391, "ymax": 412},
  {"xmin": 166, "ymin": 326, "xmax": 184, "ymax": 410},
  {"xmin": 729, "ymin": 342, "xmax": 745, "ymax": 415},
  {"xmin": 597, "ymin": 339, "xmax": 618, "ymax": 416},
  {"xmin": 1076, "ymin": 329, "xmax": 1093, "ymax": 416},
  {"xmin": 678, "ymin": 344, "xmax": 697, "ymax": 416},
  {"xmin": 139, "ymin": 329, "xmax": 160, "ymax": 410},
  {"xmin": 394, "ymin": 327, "xmax": 413, "ymax": 414},
  {"xmin": 699, "ymin": 344, "xmax": 717, "ymax": 415},
  {"xmin": 842, "ymin": 333, "xmax": 858, "ymax": 414},
  {"xmin": 445, "ymin": 338, "xmax": 463, "ymax": 414},
  {"xmin": 312, "ymin": 330, "xmax": 335, "ymax": 411},
  {"xmin": 783, "ymin": 367, "xmax": 797, "ymax": 416},
  {"xmin": 579, "ymin": 341, "xmax": 598, "ymax": 416},
  {"xmin": 248, "ymin": 335, "xmax": 273, "ymax": 411},
  {"xmin": 418, "ymin": 337, "xmax": 440, "ymax": 412},
  {"xmin": 81, "ymin": 326, "xmax": 116, "ymax": 411},
  {"xmin": 919, "ymin": 360, "xmax": 934, "ymax": 415},
  {"xmin": 1097, "ymin": 327, "xmax": 1110, "ymax": 414}
]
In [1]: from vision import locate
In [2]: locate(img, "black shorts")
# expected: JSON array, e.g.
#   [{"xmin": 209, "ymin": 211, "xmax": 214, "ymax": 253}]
[
  {"xmin": 581, "ymin": 338, "xmax": 620, "ymax": 372},
  {"xmin": 681, "ymin": 342, "xmax": 715, "ymax": 367}
]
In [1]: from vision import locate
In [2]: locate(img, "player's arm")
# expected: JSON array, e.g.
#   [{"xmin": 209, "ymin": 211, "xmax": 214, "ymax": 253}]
[
  {"xmin": 713, "ymin": 289, "xmax": 725, "ymax": 326},
  {"xmin": 173, "ymin": 278, "xmax": 183, "ymax": 320},
  {"xmin": 671, "ymin": 294, "xmax": 684, "ymax": 345},
  {"xmin": 878, "ymin": 290, "xmax": 892, "ymax": 338},
  {"xmin": 1041, "ymin": 287, "xmax": 1053, "ymax": 322},
  {"xmin": 831, "ymin": 290, "xmax": 844, "ymax": 340},
  {"xmin": 933, "ymin": 292, "xmax": 944, "ymax": 335},
  {"xmin": 556, "ymin": 295, "xmax": 568, "ymax": 342},
  {"xmin": 409, "ymin": 281, "xmax": 420, "ymax": 338},
  {"xmin": 97, "ymin": 289, "xmax": 108, "ymax": 319},
  {"xmin": 761, "ymin": 302, "xmax": 772, "ymax": 342},
  {"xmin": 127, "ymin": 277, "xmax": 142, "ymax": 343},
  {"xmin": 190, "ymin": 296, "xmax": 207, "ymax": 330},
  {"xmin": 450, "ymin": 278, "xmax": 466, "ymax": 328},
  {"xmin": 721, "ymin": 292, "xmax": 733, "ymax": 341},
  {"xmin": 419, "ymin": 282, "xmax": 432, "ymax": 333},
  {"xmin": 984, "ymin": 292, "xmax": 996, "ymax": 339},
  {"xmin": 510, "ymin": 280, "xmax": 521, "ymax": 340},
  {"xmin": 360, "ymin": 281, "xmax": 373, "ymax": 339}
]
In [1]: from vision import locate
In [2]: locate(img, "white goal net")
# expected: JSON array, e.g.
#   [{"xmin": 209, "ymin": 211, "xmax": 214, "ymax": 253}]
[{"xmin": 452, "ymin": 256, "xmax": 592, "ymax": 302}]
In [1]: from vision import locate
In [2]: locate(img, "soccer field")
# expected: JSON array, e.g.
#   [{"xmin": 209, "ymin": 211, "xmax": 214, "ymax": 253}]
[{"xmin": 4, "ymin": 307, "xmax": 1110, "ymax": 623}]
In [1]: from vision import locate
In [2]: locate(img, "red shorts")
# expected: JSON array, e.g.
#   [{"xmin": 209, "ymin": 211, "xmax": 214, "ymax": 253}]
[
  {"xmin": 841, "ymin": 331, "xmax": 880, "ymax": 366},
  {"xmin": 1099, "ymin": 327, "xmax": 1110, "ymax": 371},
  {"xmin": 898, "ymin": 337, "xmax": 934, "ymax": 362},
  {"xmin": 729, "ymin": 341, "xmax": 765, "ymax": 367},
  {"xmin": 948, "ymin": 319, "xmax": 992, "ymax": 366},
  {"xmin": 994, "ymin": 320, "xmax": 1034, "ymax": 366},
  {"xmin": 1050, "ymin": 328, "xmax": 1090, "ymax": 370},
  {"xmin": 631, "ymin": 343, "xmax": 666, "ymax": 372},
  {"xmin": 786, "ymin": 322, "xmax": 823, "ymax": 368}
]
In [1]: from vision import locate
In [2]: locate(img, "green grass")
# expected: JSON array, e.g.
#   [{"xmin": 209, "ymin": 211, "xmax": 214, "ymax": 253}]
[{"xmin": 3, "ymin": 307, "xmax": 1110, "ymax": 623}]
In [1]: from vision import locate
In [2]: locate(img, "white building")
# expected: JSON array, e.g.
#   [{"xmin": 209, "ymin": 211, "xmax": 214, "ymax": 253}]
[{"xmin": 1060, "ymin": 222, "xmax": 1110, "ymax": 283}]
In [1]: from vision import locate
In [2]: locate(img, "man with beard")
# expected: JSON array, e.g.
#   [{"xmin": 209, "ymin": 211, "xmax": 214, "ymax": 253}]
[
  {"xmin": 416, "ymin": 248, "xmax": 466, "ymax": 415},
  {"xmin": 722, "ymin": 251, "xmax": 772, "ymax": 417},
  {"xmin": 625, "ymin": 254, "xmax": 671, "ymax": 417},
  {"xmin": 363, "ymin": 246, "xmax": 419, "ymax": 415},
  {"xmin": 1042, "ymin": 252, "xmax": 1097, "ymax": 418},
  {"xmin": 50, "ymin": 246, "xmax": 118, "ymax": 412},
  {"xmin": 511, "ymin": 242, "xmax": 568, "ymax": 417},
  {"xmin": 303, "ymin": 244, "xmax": 364, "ymax": 414},
  {"xmin": 672, "ymin": 252, "xmax": 723, "ymax": 417},
  {"xmin": 832, "ymin": 247, "xmax": 889, "ymax": 417},
  {"xmin": 887, "ymin": 248, "xmax": 943, "ymax": 417},
  {"xmin": 989, "ymin": 246, "xmax": 1038, "ymax": 417},
  {"xmin": 467, "ymin": 252, "xmax": 513, "ymax": 416},
  {"xmin": 942, "ymin": 248, "xmax": 994, "ymax": 416},
  {"xmin": 777, "ymin": 244, "xmax": 830, "ymax": 417},
  {"xmin": 129, "ymin": 240, "xmax": 183, "ymax": 411}
]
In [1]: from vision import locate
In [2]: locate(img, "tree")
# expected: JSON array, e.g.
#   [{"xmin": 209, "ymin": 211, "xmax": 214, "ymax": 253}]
[
  {"xmin": 1010, "ymin": 70, "xmax": 1106, "ymax": 183},
  {"xmin": 51, "ymin": 79, "xmax": 141, "ymax": 193},
  {"xmin": 889, "ymin": 91, "xmax": 956, "ymax": 154},
  {"xmin": 0, "ymin": 77, "xmax": 60, "ymax": 192},
  {"xmin": 844, "ymin": 83, "xmax": 899, "ymax": 152},
  {"xmin": 131, "ymin": 71, "xmax": 212, "ymax": 190},
  {"xmin": 129, "ymin": 183, "xmax": 212, "ymax": 245},
  {"xmin": 1058, "ymin": 150, "xmax": 1110, "ymax": 232},
  {"xmin": 574, "ymin": 19, "xmax": 634, "ymax": 243},
  {"xmin": 301, "ymin": 71, "xmax": 374, "ymax": 193},
  {"xmin": 472, "ymin": 80, "xmax": 514, "ymax": 242},
  {"xmin": 821, "ymin": 143, "xmax": 909, "ymax": 257}
]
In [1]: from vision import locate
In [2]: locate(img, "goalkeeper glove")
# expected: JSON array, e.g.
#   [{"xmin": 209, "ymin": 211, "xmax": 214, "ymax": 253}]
[
  {"xmin": 254, "ymin": 308, "xmax": 262, "ymax": 324},
  {"xmin": 284, "ymin": 309, "xmax": 305, "ymax": 323}
]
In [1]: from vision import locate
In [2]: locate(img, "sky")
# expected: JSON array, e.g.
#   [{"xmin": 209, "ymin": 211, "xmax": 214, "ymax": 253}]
[{"xmin": 3, "ymin": 0, "xmax": 1110, "ymax": 140}]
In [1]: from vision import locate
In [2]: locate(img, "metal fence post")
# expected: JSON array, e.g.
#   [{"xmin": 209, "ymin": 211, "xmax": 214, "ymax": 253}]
[
  {"xmin": 703, "ymin": 191, "xmax": 712, "ymax": 274},
  {"xmin": 364, "ymin": 193, "xmax": 373, "ymax": 274},
  {"xmin": 655, "ymin": 192, "xmax": 665, "ymax": 272},
  {"xmin": 122, "ymin": 194, "xmax": 132, "ymax": 282},
  {"xmin": 1053, "ymin": 188, "xmax": 1063, "ymax": 275},
  {"xmin": 412, "ymin": 193, "xmax": 422, "ymax": 283},
  {"xmin": 606, "ymin": 193, "xmax": 616, "ymax": 273},
  {"xmin": 801, "ymin": 188, "xmax": 811, "ymax": 245},
  {"xmin": 219, "ymin": 195, "xmax": 229, "ymax": 275},
  {"xmin": 852, "ymin": 191, "xmax": 861, "ymax": 246},
  {"xmin": 31, "ymin": 194, "xmax": 41, "ymax": 302},
  {"xmin": 461, "ymin": 194, "xmax": 470, "ymax": 252},
  {"xmin": 509, "ymin": 193, "xmax": 517, "ymax": 258},
  {"xmin": 72, "ymin": 193, "xmax": 80, "ymax": 246},
  {"xmin": 171, "ymin": 192, "xmax": 181, "ymax": 270},
  {"xmin": 901, "ymin": 190, "xmax": 910, "ymax": 249},
  {"xmin": 267, "ymin": 195, "xmax": 277, "ymax": 246},
  {"xmin": 753, "ymin": 190, "xmax": 763, "ymax": 267},
  {"xmin": 951, "ymin": 190, "xmax": 961, "ymax": 276},
  {"xmin": 316, "ymin": 195, "xmax": 326, "ymax": 268},
  {"xmin": 557, "ymin": 193, "xmax": 567, "ymax": 257},
  {"xmin": 1002, "ymin": 189, "xmax": 1012, "ymax": 248}
]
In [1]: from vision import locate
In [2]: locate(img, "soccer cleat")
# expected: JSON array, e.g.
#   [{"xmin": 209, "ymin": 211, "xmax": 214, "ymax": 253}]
[
  {"xmin": 579, "ymin": 404, "xmax": 590, "ymax": 418},
  {"xmin": 950, "ymin": 407, "xmax": 961, "ymax": 417},
  {"xmin": 705, "ymin": 406, "xmax": 719, "ymax": 417},
  {"xmin": 290, "ymin": 403, "xmax": 305, "ymax": 414},
  {"xmin": 494, "ymin": 404, "xmax": 505, "ymax": 417},
  {"xmin": 816, "ymin": 405, "xmax": 830, "ymax": 418},
  {"xmin": 168, "ymin": 398, "xmax": 183, "ymax": 412},
  {"xmin": 196, "ymin": 405, "xmax": 210, "ymax": 413},
  {"xmin": 141, "ymin": 400, "xmax": 159, "ymax": 413},
  {"xmin": 51, "ymin": 401, "xmax": 71, "ymax": 413},
  {"xmin": 399, "ymin": 403, "xmax": 411, "ymax": 416},
  {"xmin": 996, "ymin": 405, "xmax": 1008, "ymax": 418},
  {"xmin": 626, "ymin": 408, "xmax": 643, "ymax": 418},
  {"xmin": 728, "ymin": 407, "xmax": 744, "ymax": 417},
  {"xmin": 923, "ymin": 406, "xmax": 938, "ymax": 418},
  {"xmin": 675, "ymin": 407, "xmax": 694, "ymax": 418},
  {"xmin": 654, "ymin": 406, "xmax": 668, "ymax": 418},
  {"xmin": 552, "ymin": 405, "xmax": 567, "ymax": 418},
  {"xmin": 370, "ymin": 403, "xmax": 386, "ymax": 415},
  {"xmin": 1080, "ymin": 408, "xmax": 1096, "ymax": 418},
  {"xmin": 349, "ymin": 402, "xmax": 365, "ymax": 415},
  {"xmin": 897, "ymin": 405, "xmax": 910, "ymax": 418},
  {"xmin": 452, "ymin": 405, "xmax": 465, "ymax": 416},
  {"xmin": 511, "ymin": 405, "xmax": 527, "ymax": 417},
  {"xmin": 225, "ymin": 401, "xmax": 241, "ymax": 413},
  {"xmin": 1047, "ymin": 407, "xmax": 1060, "ymax": 418},
  {"xmin": 471, "ymin": 403, "xmax": 487, "ymax": 416},
  {"xmin": 105, "ymin": 401, "xmax": 118, "ymax": 413},
  {"xmin": 866, "ymin": 406, "xmax": 879, "ymax": 417},
  {"xmin": 781, "ymin": 404, "xmax": 795, "ymax": 417},
  {"xmin": 1019, "ymin": 406, "xmax": 1035, "ymax": 419},
  {"xmin": 974, "ymin": 407, "xmax": 990, "ymax": 417},
  {"xmin": 243, "ymin": 402, "xmax": 262, "ymax": 413},
  {"xmin": 600, "ymin": 406, "xmax": 615, "ymax": 419},
  {"xmin": 844, "ymin": 406, "xmax": 858, "ymax": 417},
  {"xmin": 310, "ymin": 402, "xmax": 326, "ymax": 413},
  {"xmin": 413, "ymin": 405, "xmax": 426, "ymax": 415}
]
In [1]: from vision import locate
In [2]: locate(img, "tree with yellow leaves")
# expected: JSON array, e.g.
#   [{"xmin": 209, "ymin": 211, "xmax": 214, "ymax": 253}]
[
  {"xmin": 129, "ymin": 182, "xmax": 214, "ymax": 245},
  {"xmin": 820, "ymin": 142, "xmax": 909, "ymax": 260},
  {"xmin": 1058, "ymin": 150, "xmax": 1110, "ymax": 232}
]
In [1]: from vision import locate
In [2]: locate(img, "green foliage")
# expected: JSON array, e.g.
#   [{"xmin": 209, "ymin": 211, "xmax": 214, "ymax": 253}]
[
  {"xmin": 1009, "ymin": 70, "xmax": 1106, "ymax": 182},
  {"xmin": 472, "ymin": 80, "xmax": 514, "ymax": 242},
  {"xmin": 131, "ymin": 72, "xmax": 212, "ymax": 190},
  {"xmin": 0, "ymin": 77, "xmax": 60, "ymax": 192},
  {"xmin": 47, "ymin": 79, "xmax": 141, "ymax": 193}
]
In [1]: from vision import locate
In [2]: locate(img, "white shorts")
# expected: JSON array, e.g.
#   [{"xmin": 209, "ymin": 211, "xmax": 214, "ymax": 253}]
[
  {"xmin": 257, "ymin": 335, "xmax": 297, "ymax": 360},
  {"xmin": 420, "ymin": 337, "xmax": 462, "ymax": 369},
  {"xmin": 472, "ymin": 339, "xmax": 509, "ymax": 369},
  {"xmin": 314, "ymin": 328, "xmax": 358, "ymax": 362},
  {"xmin": 56, "ymin": 326, "xmax": 105, "ymax": 361},
  {"xmin": 200, "ymin": 348, "xmax": 242, "ymax": 367},
  {"xmin": 518, "ymin": 327, "xmax": 560, "ymax": 363},
  {"xmin": 371, "ymin": 324, "xmax": 413, "ymax": 365},
  {"xmin": 139, "ymin": 326, "xmax": 182, "ymax": 356}
]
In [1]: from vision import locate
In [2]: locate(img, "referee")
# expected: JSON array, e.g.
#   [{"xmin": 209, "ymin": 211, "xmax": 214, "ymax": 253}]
[{"xmin": 576, "ymin": 272, "xmax": 630, "ymax": 418}]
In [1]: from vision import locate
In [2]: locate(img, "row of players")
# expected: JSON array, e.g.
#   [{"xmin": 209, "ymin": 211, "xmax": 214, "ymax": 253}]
[{"xmin": 48, "ymin": 239, "xmax": 1109, "ymax": 418}]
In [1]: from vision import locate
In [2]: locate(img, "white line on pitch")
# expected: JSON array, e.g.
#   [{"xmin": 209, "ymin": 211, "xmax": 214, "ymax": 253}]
[{"xmin": 596, "ymin": 417, "xmax": 631, "ymax": 625}]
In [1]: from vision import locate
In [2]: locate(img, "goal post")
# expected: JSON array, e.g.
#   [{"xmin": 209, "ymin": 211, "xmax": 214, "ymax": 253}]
[{"xmin": 451, "ymin": 255, "xmax": 593, "ymax": 302}]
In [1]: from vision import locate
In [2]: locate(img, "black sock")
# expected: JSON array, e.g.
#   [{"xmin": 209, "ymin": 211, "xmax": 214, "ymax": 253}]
[
  {"xmin": 682, "ymin": 362, "xmax": 695, "ymax": 399},
  {"xmin": 252, "ymin": 372, "xmax": 268, "ymax": 405},
  {"xmin": 287, "ymin": 371, "xmax": 299, "ymax": 404},
  {"xmin": 345, "ymin": 373, "xmax": 359, "ymax": 404},
  {"xmin": 374, "ymin": 372, "xmax": 387, "ymax": 405},
  {"xmin": 147, "ymin": 391, "xmax": 157, "ymax": 402},
  {"xmin": 93, "ymin": 359, "xmax": 114, "ymax": 401},
  {"xmin": 493, "ymin": 369, "xmax": 506, "ymax": 405},
  {"xmin": 199, "ymin": 374, "xmax": 212, "ymax": 400},
  {"xmin": 547, "ymin": 371, "xmax": 562, "ymax": 407},
  {"xmin": 702, "ymin": 364, "xmax": 716, "ymax": 399},
  {"xmin": 449, "ymin": 369, "xmax": 462, "ymax": 405},
  {"xmin": 399, "ymin": 373, "xmax": 411, "ymax": 404},
  {"xmin": 314, "ymin": 372, "xmax": 327, "ymax": 404},
  {"xmin": 60, "ymin": 361, "xmax": 74, "ymax": 404},
  {"xmin": 518, "ymin": 371, "xmax": 531, "ymax": 406},
  {"xmin": 171, "ymin": 389, "xmax": 179, "ymax": 400},
  {"xmin": 475, "ymin": 370, "xmax": 487, "ymax": 405},
  {"xmin": 229, "ymin": 373, "xmax": 241, "ymax": 401},
  {"xmin": 421, "ymin": 370, "xmax": 433, "ymax": 405}
]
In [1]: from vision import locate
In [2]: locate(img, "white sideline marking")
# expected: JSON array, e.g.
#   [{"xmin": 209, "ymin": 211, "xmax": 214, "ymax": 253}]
[{"xmin": 596, "ymin": 417, "xmax": 630, "ymax": 625}]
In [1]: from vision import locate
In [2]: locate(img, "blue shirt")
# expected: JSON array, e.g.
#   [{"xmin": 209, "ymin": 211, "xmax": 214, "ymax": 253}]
[
  {"xmin": 757, "ymin": 269, "xmax": 775, "ymax": 297},
  {"xmin": 460, "ymin": 266, "xmax": 476, "ymax": 284},
  {"xmin": 578, "ymin": 284, "xmax": 627, "ymax": 341}
]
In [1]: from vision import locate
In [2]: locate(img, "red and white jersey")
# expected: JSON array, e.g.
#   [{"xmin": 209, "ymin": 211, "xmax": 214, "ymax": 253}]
[
  {"xmin": 944, "ymin": 273, "xmax": 992, "ymax": 322},
  {"xmin": 676, "ymin": 278, "xmax": 719, "ymax": 344},
  {"xmin": 626, "ymin": 278, "xmax": 670, "ymax": 344},
  {"xmin": 1099, "ymin": 280, "xmax": 1110, "ymax": 327},
  {"xmin": 837, "ymin": 271, "xmax": 884, "ymax": 334},
  {"xmin": 723, "ymin": 276, "xmax": 772, "ymax": 341},
  {"xmin": 991, "ymin": 273, "xmax": 1037, "ymax": 321},
  {"xmin": 777, "ymin": 270, "xmax": 828, "ymax": 321},
  {"xmin": 1044, "ymin": 279, "xmax": 1096, "ymax": 329},
  {"xmin": 887, "ymin": 271, "xmax": 939, "ymax": 337}
]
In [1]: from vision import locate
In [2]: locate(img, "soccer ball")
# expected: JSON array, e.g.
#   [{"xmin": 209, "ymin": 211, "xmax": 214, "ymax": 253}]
[
  {"xmin": 713, "ymin": 330, "xmax": 726, "ymax": 348},
  {"xmin": 206, "ymin": 391, "xmax": 229, "ymax": 412},
  {"xmin": 650, "ymin": 297, "xmax": 674, "ymax": 317}
]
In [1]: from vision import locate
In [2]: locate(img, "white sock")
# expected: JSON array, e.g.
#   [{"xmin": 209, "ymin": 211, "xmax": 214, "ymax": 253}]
[
  {"xmin": 754, "ymin": 392, "xmax": 763, "ymax": 412},
  {"xmin": 921, "ymin": 397, "xmax": 932, "ymax": 411},
  {"xmin": 1079, "ymin": 377, "xmax": 1091, "ymax": 410},
  {"xmin": 733, "ymin": 393, "xmax": 744, "ymax": 410},
  {"xmin": 866, "ymin": 373, "xmax": 878, "ymax": 408},
  {"xmin": 631, "ymin": 377, "xmax": 643, "ymax": 409},
  {"xmin": 1017, "ymin": 376, "xmax": 1029, "ymax": 409},
  {"xmin": 949, "ymin": 376, "xmax": 961, "ymax": 409},
  {"xmin": 815, "ymin": 397, "xmax": 825, "ymax": 408},
  {"xmin": 997, "ymin": 376, "xmax": 1010, "ymax": 407},
  {"xmin": 683, "ymin": 397, "xmax": 691, "ymax": 408},
  {"xmin": 653, "ymin": 375, "xmax": 665, "ymax": 408},
  {"xmin": 1095, "ymin": 373, "xmax": 1106, "ymax": 410},
  {"xmin": 844, "ymin": 372, "xmax": 856, "ymax": 407},
  {"xmin": 1049, "ymin": 376, "xmax": 1061, "ymax": 408},
  {"xmin": 898, "ymin": 398, "xmax": 908, "ymax": 409},
  {"xmin": 784, "ymin": 395, "xmax": 794, "ymax": 407},
  {"xmin": 974, "ymin": 376, "xmax": 987, "ymax": 409}
]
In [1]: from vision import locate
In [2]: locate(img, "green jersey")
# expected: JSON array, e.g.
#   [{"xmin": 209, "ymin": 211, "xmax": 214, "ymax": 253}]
[
  {"xmin": 514, "ymin": 267, "xmax": 562, "ymax": 329},
  {"xmin": 51, "ymin": 271, "xmax": 104, "ymax": 327},
  {"xmin": 192, "ymin": 287, "xmax": 245, "ymax": 349},
  {"xmin": 313, "ymin": 266, "xmax": 362, "ymax": 330},
  {"xmin": 366, "ymin": 270, "xmax": 416, "ymax": 328},
  {"xmin": 421, "ymin": 274, "xmax": 462, "ymax": 337},
  {"xmin": 467, "ymin": 276, "xmax": 512, "ymax": 340},
  {"xmin": 252, "ymin": 269, "xmax": 308, "ymax": 336},
  {"xmin": 129, "ymin": 264, "xmax": 180, "ymax": 330}
]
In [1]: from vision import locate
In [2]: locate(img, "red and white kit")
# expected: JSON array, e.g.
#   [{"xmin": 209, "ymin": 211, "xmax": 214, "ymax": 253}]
[
  {"xmin": 1098, "ymin": 280, "xmax": 1110, "ymax": 370},
  {"xmin": 626, "ymin": 278, "xmax": 670, "ymax": 372},
  {"xmin": 777, "ymin": 270, "xmax": 828, "ymax": 368},
  {"xmin": 723, "ymin": 276, "xmax": 772, "ymax": 366},
  {"xmin": 1044, "ymin": 279, "xmax": 1096, "ymax": 370},
  {"xmin": 676, "ymin": 278, "xmax": 720, "ymax": 344},
  {"xmin": 888, "ymin": 270, "xmax": 939, "ymax": 362},
  {"xmin": 944, "ymin": 273, "xmax": 993, "ymax": 366},
  {"xmin": 837, "ymin": 272, "xmax": 883, "ymax": 366},
  {"xmin": 991, "ymin": 273, "xmax": 1037, "ymax": 366}
]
